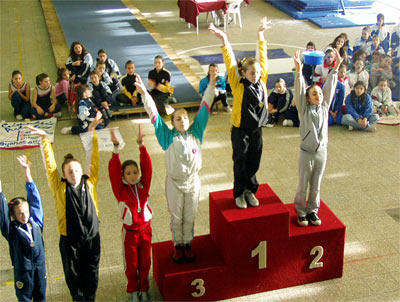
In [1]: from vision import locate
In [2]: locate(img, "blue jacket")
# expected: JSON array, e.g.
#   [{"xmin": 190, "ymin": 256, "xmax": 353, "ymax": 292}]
[
  {"xmin": 328, "ymin": 81, "xmax": 345, "ymax": 113},
  {"xmin": 345, "ymin": 92, "xmax": 373, "ymax": 120},
  {"xmin": 199, "ymin": 75, "xmax": 226, "ymax": 95},
  {"xmin": 0, "ymin": 182, "xmax": 45, "ymax": 271}
]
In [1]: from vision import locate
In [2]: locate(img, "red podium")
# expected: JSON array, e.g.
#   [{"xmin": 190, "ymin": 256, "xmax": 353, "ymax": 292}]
[{"xmin": 152, "ymin": 184, "xmax": 346, "ymax": 301}]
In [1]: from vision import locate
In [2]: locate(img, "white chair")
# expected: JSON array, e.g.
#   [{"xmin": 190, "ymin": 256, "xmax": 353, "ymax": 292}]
[{"xmin": 224, "ymin": 0, "xmax": 243, "ymax": 32}]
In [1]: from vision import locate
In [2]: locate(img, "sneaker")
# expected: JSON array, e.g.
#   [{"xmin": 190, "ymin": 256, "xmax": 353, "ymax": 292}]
[
  {"xmin": 129, "ymin": 291, "xmax": 140, "ymax": 302},
  {"xmin": 172, "ymin": 244, "xmax": 184, "ymax": 263},
  {"xmin": 282, "ymin": 119, "xmax": 294, "ymax": 127},
  {"xmin": 106, "ymin": 108, "xmax": 113, "ymax": 118},
  {"xmin": 223, "ymin": 106, "xmax": 232, "ymax": 113},
  {"xmin": 244, "ymin": 190, "xmax": 259, "ymax": 207},
  {"xmin": 184, "ymin": 243, "xmax": 196, "ymax": 262},
  {"xmin": 235, "ymin": 193, "xmax": 247, "ymax": 209},
  {"xmin": 140, "ymin": 292, "xmax": 150, "ymax": 301},
  {"xmin": 297, "ymin": 216, "xmax": 308, "ymax": 227},
  {"xmin": 168, "ymin": 96, "xmax": 177, "ymax": 104},
  {"xmin": 61, "ymin": 127, "xmax": 72, "ymax": 135},
  {"xmin": 366, "ymin": 126, "xmax": 376, "ymax": 132},
  {"xmin": 348, "ymin": 125, "xmax": 353, "ymax": 131},
  {"xmin": 265, "ymin": 122, "xmax": 275, "ymax": 128},
  {"xmin": 306, "ymin": 212, "xmax": 321, "ymax": 226},
  {"xmin": 16, "ymin": 114, "xmax": 23, "ymax": 120},
  {"xmin": 53, "ymin": 112, "xmax": 62, "ymax": 118}
]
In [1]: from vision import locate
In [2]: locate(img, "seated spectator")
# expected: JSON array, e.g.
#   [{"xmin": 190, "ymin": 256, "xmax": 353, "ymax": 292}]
[
  {"xmin": 365, "ymin": 51, "xmax": 382, "ymax": 74},
  {"xmin": 348, "ymin": 59, "xmax": 369, "ymax": 89},
  {"xmin": 371, "ymin": 13, "xmax": 390, "ymax": 53},
  {"xmin": 148, "ymin": 55, "xmax": 175, "ymax": 116},
  {"xmin": 302, "ymin": 41, "xmax": 316, "ymax": 85},
  {"xmin": 8, "ymin": 70, "xmax": 31, "ymax": 120},
  {"xmin": 366, "ymin": 35, "xmax": 385, "ymax": 62},
  {"xmin": 265, "ymin": 78, "xmax": 293, "ymax": 127},
  {"xmin": 31, "ymin": 73, "xmax": 61, "ymax": 119},
  {"xmin": 95, "ymin": 61, "xmax": 119, "ymax": 93},
  {"xmin": 66, "ymin": 41, "xmax": 93, "ymax": 84},
  {"xmin": 353, "ymin": 26, "xmax": 372, "ymax": 53},
  {"xmin": 88, "ymin": 70, "xmax": 113, "ymax": 120},
  {"xmin": 327, "ymin": 79, "xmax": 345, "ymax": 126},
  {"xmin": 55, "ymin": 67, "xmax": 70, "ymax": 106},
  {"xmin": 116, "ymin": 60, "xmax": 141, "ymax": 107},
  {"xmin": 199, "ymin": 63, "xmax": 231, "ymax": 112},
  {"xmin": 370, "ymin": 55, "xmax": 393, "ymax": 89},
  {"xmin": 338, "ymin": 64, "xmax": 351, "ymax": 99},
  {"xmin": 342, "ymin": 81, "xmax": 379, "ymax": 131},
  {"xmin": 313, "ymin": 49, "xmax": 336, "ymax": 86},
  {"xmin": 371, "ymin": 78, "xmax": 396, "ymax": 116}
]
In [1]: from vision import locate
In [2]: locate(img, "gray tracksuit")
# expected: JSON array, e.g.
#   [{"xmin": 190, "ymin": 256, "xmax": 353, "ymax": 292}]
[{"xmin": 294, "ymin": 69, "xmax": 337, "ymax": 217}]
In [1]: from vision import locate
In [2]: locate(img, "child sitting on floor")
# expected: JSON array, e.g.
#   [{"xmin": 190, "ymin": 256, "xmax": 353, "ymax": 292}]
[
  {"xmin": 348, "ymin": 59, "xmax": 369, "ymax": 89},
  {"xmin": 371, "ymin": 78, "xmax": 396, "ymax": 116},
  {"xmin": 265, "ymin": 78, "xmax": 293, "ymax": 127},
  {"xmin": 88, "ymin": 70, "xmax": 113, "ymax": 119},
  {"xmin": 55, "ymin": 67, "xmax": 70, "ymax": 106},
  {"xmin": 8, "ymin": 70, "xmax": 31, "ymax": 120},
  {"xmin": 31, "ymin": 73, "xmax": 62, "ymax": 119},
  {"xmin": 117, "ymin": 60, "xmax": 141, "ymax": 107},
  {"xmin": 370, "ymin": 55, "xmax": 393, "ymax": 89},
  {"xmin": 314, "ymin": 48, "xmax": 336, "ymax": 86}
]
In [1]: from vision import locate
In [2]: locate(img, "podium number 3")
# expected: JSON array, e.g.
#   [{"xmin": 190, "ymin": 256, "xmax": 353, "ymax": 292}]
[
  {"xmin": 251, "ymin": 241, "xmax": 267, "ymax": 269},
  {"xmin": 309, "ymin": 245, "xmax": 324, "ymax": 269},
  {"xmin": 191, "ymin": 279, "xmax": 205, "ymax": 297}
]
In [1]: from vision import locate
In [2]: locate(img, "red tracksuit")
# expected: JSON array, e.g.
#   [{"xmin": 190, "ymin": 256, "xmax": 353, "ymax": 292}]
[{"xmin": 108, "ymin": 146, "xmax": 153, "ymax": 293}]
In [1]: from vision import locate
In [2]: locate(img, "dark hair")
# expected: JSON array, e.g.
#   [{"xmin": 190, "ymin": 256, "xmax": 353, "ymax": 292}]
[
  {"xmin": 56, "ymin": 67, "xmax": 67, "ymax": 83},
  {"xmin": 69, "ymin": 41, "xmax": 89, "ymax": 61},
  {"xmin": 237, "ymin": 57, "xmax": 258, "ymax": 77},
  {"xmin": 36, "ymin": 73, "xmax": 49, "ymax": 86},
  {"xmin": 12, "ymin": 70, "xmax": 22, "ymax": 79},
  {"xmin": 97, "ymin": 49, "xmax": 107, "ymax": 55},
  {"xmin": 154, "ymin": 55, "xmax": 164, "ymax": 61},
  {"xmin": 352, "ymin": 49, "xmax": 367, "ymax": 63},
  {"xmin": 362, "ymin": 26, "xmax": 371, "ymax": 33},
  {"xmin": 75, "ymin": 85, "xmax": 90, "ymax": 111},
  {"xmin": 306, "ymin": 41, "xmax": 315, "ymax": 48},
  {"xmin": 122, "ymin": 160, "xmax": 139, "ymax": 175},
  {"xmin": 325, "ymin": 48, "xmax": 334, "ymax": 55},
  {"xmin": 171, "ymin": 108, "xmax": 188, "ymax": 124},
  {"xmin": 305, "ymin": 84, "xmax": 320, "ymax": 99},
  {"xmin": 339, "ymin": 64, "xmax": 347, "ymax": 71},
  {"xmin": 275, "ymin": 78, "xmax": 285, "ymax": 85},
  {"xmin": 8, "ymin": 197, "xmax": 29, "ymax": 219},
  {"xmin": 90, "ymin": 70, "xmax": 100, "ymax": 78},
  {"xmin": 378, "ymin": 77, "xmax": 388, "ymax": 84},
  {"xmin": 61, "ymin": 153, "xmax": 79, "ymax": 174},
  {"xmin": 96, "ymin": 61, "xmax": 106, "ymax": 68},
  {"xmin": 372, "ymin": 51, "xmax": 382, "ymax": 58},
  {"xmin": 125, "ymin": 60, "xmax": 135, "ymax": 68},
  {"xmin": 351, "ymin": 81, "xmax": 367, "ymax": 106},
  {"xmin": 207, "ymin": 63, "xmax": 218, "ymax": 76}
]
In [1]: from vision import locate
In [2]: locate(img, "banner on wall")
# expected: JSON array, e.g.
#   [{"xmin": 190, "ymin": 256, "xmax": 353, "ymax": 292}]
[{"xmin": 0, "ymin": 118, "xmax": 57, "ymax": 150}]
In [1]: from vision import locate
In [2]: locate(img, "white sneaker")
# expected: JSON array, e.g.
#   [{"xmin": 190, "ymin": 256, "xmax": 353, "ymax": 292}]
[
  {"xmin": 245, "ymin": 190, "xmax": 259, "ymax": 207},
  {"xmin": 16, "ymin": 114, "xmax": 23, "ymax": 120},
  {"xmin": 297, "ymin": 216, "xmax": 308, "ymax": 227},
  {"xmin": 348, "ymin": 125, "xmax": 353, "ymax": 131},
  {"xmin": 282, "ymin": 119, "xmax": 293, "ymax": 127},
  {"xmin": 53, "ymin": 112, "xmax": 62, "ymax": 118},
  {"xmin": 61, "ymin": 127, "xmax": 72, "ymax": 135},
  {"xmin": 223, "ymin": 106, "xmax": 232, "ymax": 113},
  {"xmin": 140, "ymin": 292, "xmax": 150, "ymax": 301},
  {"xmin": 235, "ymin": 193, "xmax": 247, "ymax": 209},
  {"xmin": 366, "ymin": 126, "xmax": 376, "ymax": 132},
  {"xmin": 129, "ymin": 292, "xmax": 140, "ymax": 302},
  {"xmin": 265, "ymin": 123, "xmax": 275, "ymax": 128}
]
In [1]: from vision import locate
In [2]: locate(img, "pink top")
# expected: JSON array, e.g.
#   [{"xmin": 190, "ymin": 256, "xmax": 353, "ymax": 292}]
[{"xmin": 55, "ymin": 79, "xmax": 70, "ymax": 98}]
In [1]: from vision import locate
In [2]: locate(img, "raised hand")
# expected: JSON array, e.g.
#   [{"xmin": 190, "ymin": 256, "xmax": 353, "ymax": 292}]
[
  {"xmin": 88, "ymin": 111, "xmax": 103, "ymax": 132},
  {"xmin": 332, "ymin": 48, "xmax": 343, "ymax": 71},
  {"xmin": 134, "ymin": 74, "xmax": 147, "ymax": 95},
  {"xmin": 136, "ymin": 124, "xmax": 144, "ymax": 146},
  {"xmin": 16, "ymin": 155, "xmax": 33, "ymax": 183},
  {"xmin": 27, "ymin": 126, "xmax": 48, "ymax": 138},
  {"xmin": 258, "ymin": 17, "xmax": 272, "ymax": 32},
  {"xmin": 208, "ymin": 23, "xmax": 228, "ymax": 45},
  {"xmin": 110, "ymin": 128, "xmax": 119, "ymax": 146},
  {"xmin": 294, "ymin": 50, "xmax": 302, "ymax": 72}
]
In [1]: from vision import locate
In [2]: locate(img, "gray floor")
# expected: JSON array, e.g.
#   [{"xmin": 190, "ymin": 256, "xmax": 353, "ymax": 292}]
[{"xmin": 0, "ymin": 0, "xmax": 399, "ymax": 301}]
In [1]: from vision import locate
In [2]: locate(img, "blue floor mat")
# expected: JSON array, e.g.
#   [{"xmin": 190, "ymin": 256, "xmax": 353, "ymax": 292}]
[
  {"xmin": 191, "ymin": 48, "xmax": 290, "ymax": 65},
  {"xmin": 52, "ymin": 0, "xmax": 201, "ymax": 103}
]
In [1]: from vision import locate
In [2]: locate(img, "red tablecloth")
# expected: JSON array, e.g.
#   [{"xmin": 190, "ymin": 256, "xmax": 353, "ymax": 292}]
[{"xmin": 177, "ymin": 0, "xmax": 228, "ymax": 27}]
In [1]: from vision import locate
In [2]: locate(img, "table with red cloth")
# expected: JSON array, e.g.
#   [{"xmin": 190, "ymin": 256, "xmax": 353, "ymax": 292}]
[{"xmin": 177, "ymin": 0, "xmax": 228, "ymax": 28}]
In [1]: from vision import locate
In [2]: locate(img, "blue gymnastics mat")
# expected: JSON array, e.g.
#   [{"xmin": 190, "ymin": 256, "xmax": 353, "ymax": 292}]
[
  {"xmin": 191, "ymin": 48, "xmax": 290, "ymax": 65},
  {"xmin": 265, "ymin": 0, "xmax": 398, "ymax": 28},
  {"xmin": 52, "ymin": 0, "xmax": 201, "ymax": 103}
]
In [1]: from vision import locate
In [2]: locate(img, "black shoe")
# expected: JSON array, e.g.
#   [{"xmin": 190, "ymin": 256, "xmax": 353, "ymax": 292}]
[
  {"xmin": 183, "ymin": 243, "xmax": 196, "ymax": 262},
  {"xmin": 297, "ymin": 216, "xmax": 308, "ymax": 227},
  {"xmin": 306, "ymin": 212, "xmax": 321, "ymax": 226},
  {"xmin": 172, "ymin": 244, "xmax": 184, "ymax": 263}
]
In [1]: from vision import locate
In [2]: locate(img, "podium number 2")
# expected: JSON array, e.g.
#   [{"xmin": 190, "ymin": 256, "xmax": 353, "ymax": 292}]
[
  {"xmin": 191, "ymin": 279, "xmax": 205, "ymax": 297},
  {"xmin": 251, "ymin": 241, "xmax": 267, "ymax": 269},
  {"xmin": 309, "ymin": 245, "xmax": 324, "ymax": 269}
]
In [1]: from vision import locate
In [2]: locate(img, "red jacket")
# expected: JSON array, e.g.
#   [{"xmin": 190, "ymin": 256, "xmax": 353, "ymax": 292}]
[{"xmin": 108, "ymin": 146, "xmax": 152, "ymax": 230}]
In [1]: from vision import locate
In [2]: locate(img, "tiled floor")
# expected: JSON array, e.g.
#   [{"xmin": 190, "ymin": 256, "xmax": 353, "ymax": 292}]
[{"xmin": 1, "ymin": 0, "xmax": 399, "ymax": 301}]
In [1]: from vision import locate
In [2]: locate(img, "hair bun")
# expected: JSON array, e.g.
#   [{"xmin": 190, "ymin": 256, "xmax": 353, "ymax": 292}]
[{"xmin": 64, "ymin": 153, "xmax": 74, "ymax": 160}]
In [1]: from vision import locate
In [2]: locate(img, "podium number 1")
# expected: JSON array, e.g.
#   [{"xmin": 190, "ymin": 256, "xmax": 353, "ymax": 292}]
[{"xmin": 251, "ymin": 241, "xmax": 267, "ymax": 269}]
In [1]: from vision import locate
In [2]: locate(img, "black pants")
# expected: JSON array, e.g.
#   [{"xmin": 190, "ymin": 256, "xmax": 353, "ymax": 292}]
[
  {"xmin": 150, "ymin": 90, "xmax": 168, "ymax": 116},
  {"xmin": 59, "ymin": 233, "xmax": 101, "ymax": 302},
  {"xmin": 231, "ymin": 126, "xmax": 263, "ymax": 198},
  {"xmin": 211, "ymin": 93, "xmax": 228, "ymax": 108}
]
